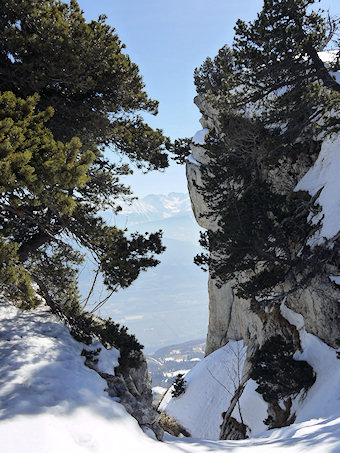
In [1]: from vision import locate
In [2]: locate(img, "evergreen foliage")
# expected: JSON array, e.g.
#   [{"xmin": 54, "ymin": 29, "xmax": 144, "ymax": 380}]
[
  {"xmin": 250, "ymin": 335, "xmax": 315, "ymax": 403},
  {"xmin": 194, "ymin": 0, "xmax": 340, "ymax": 142},
  {"xmin": 192, "ymin": 0, "xmax": 340, "ymax": 300},
  {"xmin": 0, "ymin": 1, "xmax": 168, "ymax": 311},
  {"xmin": 171, "ymin": 374, "xmax": 187, "ymax": 398},
  {"xmin": 170, "ymin": 138, "xmax": 192, "ymax": 165},
  {"xmin": 232, "ymin": 0, "xmax": 340, "ymax": 142},
  {"xmin": 68, "ymin": 310, "xmax": 144, "ymax": 370},
  {"xmin": 0, "ymin": 0, "xmax": 169, "ymax": 168}
]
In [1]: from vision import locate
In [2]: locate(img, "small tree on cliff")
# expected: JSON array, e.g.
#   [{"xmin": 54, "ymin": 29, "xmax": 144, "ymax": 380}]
[
  {"xmin": 195, "ymin": 0, "xmax": 340, "ymax": 142},
  {"xmin": 232, "ymin": 0, "xmax": 340, "ymax": 142},
  {"xmin": 0, "ymin": 0, "xmax": 168, "ymax": 309},
  {"xmin": 171, "ymin": 374, "xmax": 187, "ymax": 398},
  {"xmin": 193, "ymin": 0, "xmax": 340, "ymax": 300}
]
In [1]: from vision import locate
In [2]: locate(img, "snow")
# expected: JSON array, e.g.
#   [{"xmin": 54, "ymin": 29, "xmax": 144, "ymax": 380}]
[
  {"xmin": 318, "ymin": 50, "xmax": 339, "ymax": 66},
  {"xmin": 192, "ymin": 128, "xmax": 209, "ymax": 145},
  {"xmin": 0, "ymin": 302, "xmax": 172, "ymax": 453},
  {"xmin": 280, "ymin": 302, "xmax": 340, "ymax": 423},
  {"xmin": 153, "ymin": 386, "xmax": 167, "ymax": 395},
  {"xmin": 294, "ymin": 136, "xmax": 340, "ymax": 245},
  {"xmin": 161, "ymin": 303, "xmax": 340, "ymax": 448},
  {"xmin": 119, "ymin": 193, "xmax": 192, "ymax": 221},
  {"xmin": 232, "ymin": 379, "xmax": 268, "ymax": 436},
  {"xmin": 164, "ymin": 357, "xmax": 188, "ymax": 362},
  {"xmin": 164, "ymin": 369, "xmax": 190, "ymax": 378},
  {"xmin": 188, "ymin": 153, "xmax": 202, "ymax": 166},
  {"xmin": 159, "ymin": 341, "xmax": 264, "ymax": 439},
  {"xmin": 1, "ymin": 300, "xmax": 340, "ymax": 453},
  {"xmin": 329, "ymin": 275, "xmax": 340, "ymax": 287},
  {"xmin": 167, "ymin": 417, "xmax": 340, "ymax": 452},
  {"xmin": 334, "ymin": 71, "xmax": 340, "ymax": 84},
  {"xmin": 187, "ymin": 128, "xmax": 209, "ymax": 167},
  {"xmin": 87, "ymin": 340, "xmax": 120, "ymax": 374}
]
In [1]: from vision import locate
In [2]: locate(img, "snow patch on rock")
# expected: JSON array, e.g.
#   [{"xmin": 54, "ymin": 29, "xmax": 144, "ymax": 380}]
[
  {"xmin": 192, "ymin": 128, "xmax": 209, "ymax": 145},
  {"xmin": 280, "ymin": 302, "xmax": 340, "ymax": 422},
  {"xmin": 295, "ymin": 136, "xmax": 340, "ymax": 244}
]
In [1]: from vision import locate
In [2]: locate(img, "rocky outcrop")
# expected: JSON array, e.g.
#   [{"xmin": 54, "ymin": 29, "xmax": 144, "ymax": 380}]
[
  {"xmin": 220, "ymin": 416, "xmax": 248, "ymax": 440},
  {"xmin": 158, "ymin": 412, "xmax": 191, "ymax": 437},
  {"xmin": 285, "ymin": 274, "xmax": 340, "ymax": 349},
  {"xmin": 81, "ymin": 331, "xmax": 163, "ymax": 440},
  {"xmin": 105, "ymin": 362, "xmax": 163, "ymax": 440},
  {"xmin": 186, "ymin": 94, "xmax": 340, "ymax": 436}
]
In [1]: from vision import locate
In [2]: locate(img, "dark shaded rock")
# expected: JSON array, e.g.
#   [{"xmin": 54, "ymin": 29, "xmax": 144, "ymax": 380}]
[{"xmin": 220, "ymin": 416, "xmax": 248, "ymax": 440}]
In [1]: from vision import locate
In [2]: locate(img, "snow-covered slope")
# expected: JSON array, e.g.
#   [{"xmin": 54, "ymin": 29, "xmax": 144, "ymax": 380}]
[
  {"xmin": 1, "ymin": 301, "xmax": 340, "ymax": 452},
  {"xmin": 159, "ymin": 341, "xmax": 268, "ymax": 439},
  {"xmin": 0, "ymin": 301, "xmax": 171, "ymax": 453},
  {"xmin": 160, "ymin": 308, "xmax": 340, "ymax": 444},
  {"xmin": 295, "ymin": 136, "xmax": 340, "ymax": 245}
]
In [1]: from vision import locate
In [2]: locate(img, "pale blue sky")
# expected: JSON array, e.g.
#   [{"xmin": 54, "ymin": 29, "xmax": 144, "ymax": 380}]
[{"xmin": 78, "ymin": 0, "xmax": 340, "ymax": 197}]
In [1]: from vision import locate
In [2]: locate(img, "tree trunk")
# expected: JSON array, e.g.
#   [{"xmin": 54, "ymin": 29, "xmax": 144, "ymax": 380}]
[{"xmin": 18, "ymin": 232, "xmax": 51, "ymax": 262}]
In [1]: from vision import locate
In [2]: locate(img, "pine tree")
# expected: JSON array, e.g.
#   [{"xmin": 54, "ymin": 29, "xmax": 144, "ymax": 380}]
[
  {"xmin": 0, "ymin": 91, "xmax": 93, "ymax": 303},
  {"xmin": 0, "ymin": 0, "xmax": 168, "ymax": 169},
  {"xmin": 0, "ymin": 1, "xmax": 168, "ymax": 310},
  {"xmin": 232, "ymin": 0, "xmax": 340, "ymax": 142},
  {"xmin": 195, "ymin": 0, "xmax": 340, "ymax": 142},
  {"xmin": 193, "ymin": 0, "xmax": 340, "ymax": 300}
]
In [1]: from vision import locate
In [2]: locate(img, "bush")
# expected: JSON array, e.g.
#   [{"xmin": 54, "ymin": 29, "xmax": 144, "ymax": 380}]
[{"xmin": 65, "ymin": 307, "xmax": 144, "ymax": 370}]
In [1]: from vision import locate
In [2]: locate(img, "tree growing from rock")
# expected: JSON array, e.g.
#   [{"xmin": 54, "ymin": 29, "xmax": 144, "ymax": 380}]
[{"xmin": 193, "ymin": 0, "xmax": 340, "ymax": 301}]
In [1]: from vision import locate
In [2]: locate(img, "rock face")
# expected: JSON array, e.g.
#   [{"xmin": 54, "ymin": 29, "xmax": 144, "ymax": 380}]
[
  {"xmin": 109, "ymin": 358, "xmax": 164, "ymax": 440},
  {"xmin": 80, "ymin": 320, "xmax": 163, "ymax": 440},
  {"xmin": 186, "ymin": 94, "xmax": 340, "ymax": 436}
]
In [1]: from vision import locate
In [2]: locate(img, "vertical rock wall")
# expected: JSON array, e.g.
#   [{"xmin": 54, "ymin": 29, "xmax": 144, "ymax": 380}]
[
  {"xmin": 186, "ymin": 94, "xmax": 340, "ymax": 436},
  {"xmin": 187, "ymin": 95, "xmax": 339, "ymax": 356}
]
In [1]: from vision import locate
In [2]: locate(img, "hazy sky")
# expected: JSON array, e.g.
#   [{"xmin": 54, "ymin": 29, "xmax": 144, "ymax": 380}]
[{"xmin": 77, "ymin": 0, "xmax": 340, "ymax": 197}]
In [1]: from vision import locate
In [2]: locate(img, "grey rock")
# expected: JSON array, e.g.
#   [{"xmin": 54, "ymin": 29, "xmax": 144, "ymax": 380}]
[
  {"xmin": 186, "ymin": 94, "xmax": 340, "ymax": 438},
  {"xmin": 84, "ymin": 349, "xmax": 163, "ymax": 440}
]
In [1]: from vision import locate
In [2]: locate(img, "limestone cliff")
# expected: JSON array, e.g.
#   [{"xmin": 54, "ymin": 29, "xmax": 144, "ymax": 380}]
[{"xmin": 186, "ymin": 94, "xmax": 340, "ymax": 438}]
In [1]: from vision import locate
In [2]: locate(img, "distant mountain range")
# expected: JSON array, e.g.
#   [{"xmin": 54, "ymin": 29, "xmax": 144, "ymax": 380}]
[
  {"xmin": 110, "ymin": 192, "xmax": 201, "ymax": 244},
  {"xmin": 80, "ymin": 193, "xmax": 209, "ymax": 352},
  {"xmin": 119, "ymin": 192, "xmax": 192, "ymax": 224}
]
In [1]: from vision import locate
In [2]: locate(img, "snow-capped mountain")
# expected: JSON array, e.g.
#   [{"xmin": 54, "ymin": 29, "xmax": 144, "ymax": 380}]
[
  {"xmin": 105, "ymin": 192, "xmax": 200, "ymax": 244},
  {"xmin": 118, "ymin": 193, "xmax": 192, "ymax": 224}
]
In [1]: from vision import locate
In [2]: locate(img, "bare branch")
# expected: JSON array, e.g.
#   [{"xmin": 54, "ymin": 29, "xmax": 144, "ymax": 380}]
[{"xmin": 80, "ymin": 268, "xmax": 100, "ymax": 313}]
